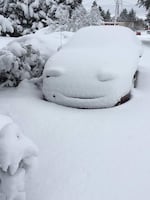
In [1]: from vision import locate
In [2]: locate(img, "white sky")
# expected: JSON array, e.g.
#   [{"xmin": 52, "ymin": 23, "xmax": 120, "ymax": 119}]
[{"xmin": 83, "ymin": 0, "xmax": 146, "ymax": 18}]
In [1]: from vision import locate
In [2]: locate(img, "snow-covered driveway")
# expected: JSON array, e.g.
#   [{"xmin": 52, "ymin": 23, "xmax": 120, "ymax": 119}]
[{"xmin": 0, "ymin": 34, "xmax": 150, "ymax": 200}]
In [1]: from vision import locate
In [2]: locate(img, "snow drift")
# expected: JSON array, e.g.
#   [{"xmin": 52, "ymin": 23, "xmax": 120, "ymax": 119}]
[{"xmin": 0, "ymin": 116, "xmax": 38, "ymax": 200}]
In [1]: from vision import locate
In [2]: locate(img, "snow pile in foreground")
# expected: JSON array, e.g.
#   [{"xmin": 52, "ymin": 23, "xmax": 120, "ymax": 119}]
[
  {"xmin": 0, "ymin": 118, "xmax": 38, "ymax": 200},
  {"xmin": 43, "ymin": 26, "xmax": 142, "ymax": 108},
  {"xmin": 0, "ymin": 29, "xmax": 73, "ymax": 87}
]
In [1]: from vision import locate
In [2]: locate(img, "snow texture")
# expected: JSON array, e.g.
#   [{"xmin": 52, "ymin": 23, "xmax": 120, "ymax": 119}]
[
  {"xmin": 0, "ymin": 118, "xmax": 38, "ymax": 200},
  {"xmin": 43, "ymin": 26, "xmax": 142, "ymax": 108}
]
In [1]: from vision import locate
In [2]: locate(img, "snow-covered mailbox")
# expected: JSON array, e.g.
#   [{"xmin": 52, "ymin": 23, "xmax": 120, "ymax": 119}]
[
  {"xmin": 43, "ymin": 26, "xmax": 142, "ymax": 109},
  {"xmin": 0, "ymin": 116, "xmax": 38, "ymax": 200}
]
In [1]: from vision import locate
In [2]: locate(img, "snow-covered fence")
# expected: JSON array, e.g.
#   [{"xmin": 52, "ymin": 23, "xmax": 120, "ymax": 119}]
[{"xmin": 0, "ymin": 120, "xmax": 38, "ymax": 200}]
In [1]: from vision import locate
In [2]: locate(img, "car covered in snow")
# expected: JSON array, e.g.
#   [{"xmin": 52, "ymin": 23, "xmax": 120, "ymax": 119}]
[{"xmin": 42, "ymin": 26, "xmax": 142, "ymax": 109}]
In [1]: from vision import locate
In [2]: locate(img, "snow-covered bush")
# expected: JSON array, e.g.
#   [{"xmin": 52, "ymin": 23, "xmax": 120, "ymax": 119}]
[
  {"xmin": 0, "ymin": 15, "xmax": 14, "ymax": 36},
  {"xmin": 0, "ymin": 29, "xmax": 73, "ymax": 88},
  {"xmin": 0, "ymin": 42, "xmax": 46, "ymax": 87},
  {"xmin": 0, "ymin": 122, "xmax": 38, "ymax": 200}
]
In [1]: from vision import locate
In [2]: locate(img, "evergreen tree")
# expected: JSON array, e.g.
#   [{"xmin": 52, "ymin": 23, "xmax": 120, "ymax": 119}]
[
  {"xmin": 98, "ymin": 5, "xmax": 102, "ymax": 12},
  {"xmin": 137, "ymin": 0, "xmax": 150, "ymax": 27},
  {"xmin": 138, "ymin": 0, "xmax": 150, "ymax": 10},
  {"xmin": 101, "ymin": 10, "xmax": 106, "ymax": 20},
  {"xmin": 91, "ymin": 0, "xmax": 97, "ymax": 8},
  {"xmin": 146, "ymin": 11, "xmax": 150, "ymax": 23},
  {"xmin": 119, "ymin": 8, "xmax": 129, "ymax": 21},
  {"xmin": 89, "ymin": 1, "xmax": 103, "ymax": 25},
  {"xmin": 128, "ymin": 9, "xmax": 137, "ymax": 22},
  {"xmin": 68, "ymin": 4, "xmax": 88, "ymax": 31},
  {"xmin": 98, "ymin": 5, "xmax": 105, "ymax": 20},
  {"xmin": 119, "ymin": 8, "xmax": 137, "ymax": 23},
  {"xmin": 103, "ymin": 10, "xmax": 111, "ymax": 21}
]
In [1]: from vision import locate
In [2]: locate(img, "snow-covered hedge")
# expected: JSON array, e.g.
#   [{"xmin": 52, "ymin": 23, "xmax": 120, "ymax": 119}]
[
  {"xmin": 0, "ymin": 121, "xmax": 38, "ymax": 200},
  {"xmin": 0, "ymin": 42, "xmax": 46, "ymax": 87}
]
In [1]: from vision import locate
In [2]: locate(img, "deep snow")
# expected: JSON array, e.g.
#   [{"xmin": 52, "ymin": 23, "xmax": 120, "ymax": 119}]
[{"xmin": 0, "ymin": 30, "xmax": 150, "ymax": 200}]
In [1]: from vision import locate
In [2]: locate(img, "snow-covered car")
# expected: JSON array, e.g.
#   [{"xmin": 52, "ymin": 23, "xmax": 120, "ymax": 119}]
[{"xmin": 42, "ymin": 26, "xmax": 142, "ymax": 109}]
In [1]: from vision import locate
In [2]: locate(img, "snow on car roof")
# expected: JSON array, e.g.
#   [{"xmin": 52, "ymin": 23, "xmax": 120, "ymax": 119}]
[
  {"xmin": 45, "ymin": 26, "xmax": 141, "ymax": 75},
  {"xmin": 64, "ymin": 26, "xmax": 141, "ymax": 49}
]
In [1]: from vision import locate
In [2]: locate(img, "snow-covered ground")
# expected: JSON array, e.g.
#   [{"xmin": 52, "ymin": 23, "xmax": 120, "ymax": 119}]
[{"xmin": 0, "ymin": 30, "xmax": 150, "ymax": 200}]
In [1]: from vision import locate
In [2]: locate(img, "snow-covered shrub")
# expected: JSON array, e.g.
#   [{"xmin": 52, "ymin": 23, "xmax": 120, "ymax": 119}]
[
  {"xmin": 0, "ymin": 29, "xmax": 73, "ymax": 87},
  {"xmin": 0, "ymin": 122, "xmax": 38, "ymax": 200},
  {"xmin": 0, "ymin": 42, "xmax": 46, "ymax": 87},
  {"xmin": 0, "ymin": 15, "xmax": 14, "ymax": 36}
]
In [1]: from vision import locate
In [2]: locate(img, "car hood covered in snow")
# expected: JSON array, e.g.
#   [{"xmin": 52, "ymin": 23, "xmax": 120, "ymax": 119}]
[{"xmin": 43, "ymin": 26, "xmax": 142, "ymax": 108}]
